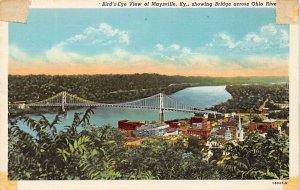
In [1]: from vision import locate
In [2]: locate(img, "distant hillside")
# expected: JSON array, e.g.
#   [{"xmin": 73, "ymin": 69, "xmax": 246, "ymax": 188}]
[
  {"xmin": 212, "ymin": 84, "xmax": 289, "ymax": 114},
  {"xmin": 8, "ymin": 74, "xmax": 288, "ymax": 103}
]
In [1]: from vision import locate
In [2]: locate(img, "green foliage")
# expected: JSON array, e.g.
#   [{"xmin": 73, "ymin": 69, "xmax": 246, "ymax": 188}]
[
  {"xmin": 8, "ymin": 109, "xmax": 289, "ymax": 180},
  {"xmin": 219, "ymin": 129, "xmax": 289, "ymax": 179},
  {"xmin": 9, "ymin": 74, "xmax": 287, "ymax": 104},
  {"xmin": 213, "ymin": 84, "xmax": 289, "ymax": 115},
  {"xmin": 269, "ymin": 109, "xmax": 289, "ymax": 119},
  {"xmin": 209, "ymin": 148, "xmax": 224, "ymax": 163},
  {"xmin": 186, "ymin": 136, "xmax": 204, "ymax": 155}
]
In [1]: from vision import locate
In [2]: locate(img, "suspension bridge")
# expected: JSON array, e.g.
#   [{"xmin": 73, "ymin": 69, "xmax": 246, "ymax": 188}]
[{"xmin": 28, "ymin": 91, "xmax": 220, "ymax": 122}]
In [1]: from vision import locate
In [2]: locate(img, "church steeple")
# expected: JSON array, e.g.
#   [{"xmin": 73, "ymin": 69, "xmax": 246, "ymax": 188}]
[{"xmin": 236, "ymin": 116, "xmax": 244, "ymax": 141}]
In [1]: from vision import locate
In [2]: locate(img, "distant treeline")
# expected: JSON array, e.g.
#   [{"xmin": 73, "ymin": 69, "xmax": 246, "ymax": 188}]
[
  {"xmin": 212, "ymin": 85, "xmax": 289, "ymax": 114},
  {"xmin": 8, "ymin": 74, "xmax": 288, "ymax": 103}
]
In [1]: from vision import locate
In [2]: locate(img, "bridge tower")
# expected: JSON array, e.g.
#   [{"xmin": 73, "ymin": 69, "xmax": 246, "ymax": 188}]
[
  {"xmin": 159, "ymin": 93, "xmax": 164, "ymax": 123},
  {"xmin": 61, "ymin": 91, "xmax": 67, "ymax": 112}
]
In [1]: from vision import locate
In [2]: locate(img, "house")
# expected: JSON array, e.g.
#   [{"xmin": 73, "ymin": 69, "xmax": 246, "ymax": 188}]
[
  {"xmin": 165, "ymin": 119, "xmax": 187, "ymax": 129},
  {"xmin": 225, "ymin": 129, "xmax": 232, "ymax": 140},
  {"xmin": 273, "ymin": 103, "xmax": 289, "ymax": 109},
  {"xmin": 118, "ymin": 120, "xmax": 144, "ymax": 137},
  {"xmin": 186, "ymin": 128, "xmax": 211, "ymax": 139},
  {"xmin": 118, "ymin": 120, "xmax": 144, "ymax": 130},
  {"xmin": 249, "ymin": 118, "xmax": 277, "ymax": 133},
  {"xmin": 190, "ymin": 117, "xmax": 209, "ymax": 129}
]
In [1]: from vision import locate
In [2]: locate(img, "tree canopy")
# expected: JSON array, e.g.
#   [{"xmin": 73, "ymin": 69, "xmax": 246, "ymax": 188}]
[{"xmin": 8, "ymin": 109, "xmax": 289, "ymax": 180}]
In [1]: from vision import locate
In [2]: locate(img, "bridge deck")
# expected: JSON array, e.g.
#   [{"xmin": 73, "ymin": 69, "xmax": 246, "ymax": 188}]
[{"xmin": 27, "ymin": 91, "xmax": 221, "ymax": 115}]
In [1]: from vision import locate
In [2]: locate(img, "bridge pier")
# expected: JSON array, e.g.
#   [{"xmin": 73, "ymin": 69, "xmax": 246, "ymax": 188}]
[
  {"xmin": 159, "ymin": 93, "xmax": 164, "ymax": 123},
  {"xmin": 159, "ymin": 109, "xmax": 164, "ymax": 124}
]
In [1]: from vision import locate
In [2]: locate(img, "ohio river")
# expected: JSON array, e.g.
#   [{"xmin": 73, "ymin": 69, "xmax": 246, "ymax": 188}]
[{"xmin": 18, "ymin": 86, "xmax": 231, "ymax": 134}]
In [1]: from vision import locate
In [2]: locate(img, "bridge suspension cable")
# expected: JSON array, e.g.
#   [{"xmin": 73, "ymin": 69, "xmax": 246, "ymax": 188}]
[{"xmin": 28, "ymin": 91, "xmax": 220, "ymax": 117}]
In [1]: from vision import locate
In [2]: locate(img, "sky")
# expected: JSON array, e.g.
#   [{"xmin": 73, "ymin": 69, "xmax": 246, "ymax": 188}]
[{"xmin": 9, "ymin": 8, "xmax": 289, "ymax": 77}]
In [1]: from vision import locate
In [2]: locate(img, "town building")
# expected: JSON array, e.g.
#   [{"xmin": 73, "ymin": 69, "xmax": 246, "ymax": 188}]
[
  {"xmin": 206, "ymin": 140, "xmax": 218, "ymax": 148},
  {"xmin": 164, "ymin": 129, "xmax": 179, "ymax": 136},
  {"xmin": 210, "ymin": 126, "xmax": 233, "ymax": 141},
  {"xmin": 210, "ymin": 118, "xmax": 238, "ymax": 141},
  {"xmin": 273, "ymin": 102, "xmax": 289, "ymax": 109},
  {"xmin": 118, "ymin": 120, "xmax": 144, "ymax": 137},
  {"xmin": 190, "ymin": 117, "xmax": 209, "ymax": 129},
  {"xmin": 136, "ymin": 123, "xmax": 169, "ymax": 137},
  {"xmin": 203, "ymin": 113, "xmax": 209, "ymax": 119},
  {"xmin": 224, "ymin": 112, "xmax": 237, "ymax": 118},
  {"xmin": 165, "ymin": 119, "xmax": 187, "ymax": 129},
  {"xmin": 186, "ymin": 128, "xmax": 211, "ymax": 139},
  {"xmin": 222, "ymin": 121, "xmax": 238, "ymax": 129},
  {"xmin": 224, "ymin": 128, "xmax": 232, "ymax": 140},
  {"xmin": 249, "ymin": 118, "xmax": 277, "ymax": 133},
  {"xmin": 181, "ymin": 130, "xmax": 188, "ymax": 135},
  {"xmin": 118, "ymin": 120, "xmax": 144, "ymax": 130}
]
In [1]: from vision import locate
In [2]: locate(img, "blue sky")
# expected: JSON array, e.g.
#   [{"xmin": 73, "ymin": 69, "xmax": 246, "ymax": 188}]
[{"xmin": 9, "ymin": 8, "xmax": 289, "ymax": 76}]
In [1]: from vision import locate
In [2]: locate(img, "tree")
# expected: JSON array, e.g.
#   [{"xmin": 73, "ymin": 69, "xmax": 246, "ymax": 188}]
[
  {"xmin": 9, "ymin": 108, "xmax": 122, "ymax": 180},
  {"xmin": 186, "ymin": 136, "xmax": 202, "ymax": 155},
  {"xmin": 9, "ymin": 108, "xmax": 289, "ymax": 180},
  {"xmin": 219, "ymin": 129, "xmax": 289, "ymax": 179}
]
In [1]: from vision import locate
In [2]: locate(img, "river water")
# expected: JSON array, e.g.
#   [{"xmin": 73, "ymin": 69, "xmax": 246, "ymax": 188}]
[{"xmin": 17, "ymin": 86, "xmax": 231, "ymax": 134}]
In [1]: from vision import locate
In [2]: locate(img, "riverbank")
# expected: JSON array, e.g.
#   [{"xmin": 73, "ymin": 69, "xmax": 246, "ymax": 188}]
[
  {"xmin": 9, "ymin": 107, "xmax": 62, "ymax": 119},
  {"xmin": 211, "ymin": 84, "xmax": 289, "ymax": 116},
  {"xmin": 9, "ymin": 74, "xmax": 287, "ymax": 104}
]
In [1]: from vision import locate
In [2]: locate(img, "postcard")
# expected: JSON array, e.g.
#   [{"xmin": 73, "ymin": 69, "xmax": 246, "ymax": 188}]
[{"xmin": 0, "ymin": 0, "xmax": 299, "ymax": 189}]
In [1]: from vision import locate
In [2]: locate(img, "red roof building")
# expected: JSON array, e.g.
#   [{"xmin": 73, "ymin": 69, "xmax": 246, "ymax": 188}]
[
  {"xmin": 165, "ymin": 119, "xmax": 187, "ymax": 129},
  {"xmin": 118, "ymin": 120, "xmax": 143, "ymax": 130},
  {"xmin": 249, "ymin": 120, "xmax": 277, "ymax": 133},
  {"xmin": 190, "ymin": 117, "xmax": 209, "ymax": 129},
  {"xmin": 222, "ymin": 121, "xmax": 238, "ymax": 128},
  {"xmin": 186, "ymin": 128, "xmax": 211, "ymax": 139},
  {"xmin": 182, "ymin": 130, "xmax": 188, "ymax": 135},
  {"xmin": 118, "ymin": 120, "xmax": 144, "ymax": 137}
]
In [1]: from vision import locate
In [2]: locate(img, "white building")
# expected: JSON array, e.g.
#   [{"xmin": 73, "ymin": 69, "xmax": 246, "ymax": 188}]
[
  {"xmin": 18, "ymin": 103, "xmax": 26, "ymax": 109},
  {"xmin": 225, "ymin": 128, "xmax": 232, "ymax": 140},
  {"xmin": 203, "ymin": 113, "xmax": 209, "ymax": 119},
  {"xmin": 206, "ymin": 141, "xmax": 218, "ymax": 148},
  {"xmin": 224, "ymin": 112, "xmax": 237, "ymax": 118},
  {"xmin": 236, "ymin": 116, "xmax": 244, "ymax": 141},
  {"xmin": 136, "ymin": 123, "xmax": 169, "ymax": 137},
  {"xmin": 192, "ymin": 122, "xmax": 202, "ymax": 128}
]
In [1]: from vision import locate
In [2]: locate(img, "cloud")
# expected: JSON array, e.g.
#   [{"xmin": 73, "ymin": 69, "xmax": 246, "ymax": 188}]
[
  {"xmin": 244, "ymin": 33, "xmax": 262, "ymax": 43},
  {"xmin": 8, "ymin": 23, "xmax": 288, "ymax": 77},
  {"xmin": 52, "ymin": 23, "xmax": 130, "ymax": 52},
  {"xmin": 259, "ymin": 24, "xmax": 289, "ymax": 48},
  {"xmin": 260, "ymin": 24, "xmax": 277, "ymax": 34},
  {"xmin": 207, "ymin": 33, "xmax": 237, "ymax": 49},
  {"xmin": 206, "ymin": 23, "xmax": 289, "ymax": 53},
  {"xmin": 153, "ymin": 43, "xmax": 191, "ymax": 61},
  {"xmin": 38, "ymin": 23, "xmax": 131, "ymax": 64},
  {"xmin": 9, "ymin": 44, "xmax": 31, "ymax": 62},
  {"xmin": 82, "ymin": 23, "xmax": 130, "ymax": 45},
  {"xmin": 9, "ymin": 44, "xmax": 288, "ymax": 77},
  {"xmin": 45, "ymin": 43, "xmax": 82, "ymax": 64}
]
